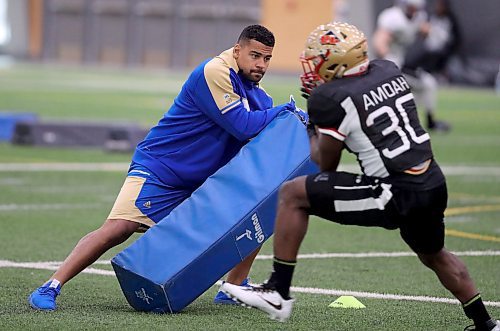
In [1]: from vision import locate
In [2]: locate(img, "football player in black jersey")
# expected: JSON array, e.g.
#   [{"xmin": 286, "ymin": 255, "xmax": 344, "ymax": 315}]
[{"xmin": 221, "ymin": 22, "xmax": 498, "ymax": 330}]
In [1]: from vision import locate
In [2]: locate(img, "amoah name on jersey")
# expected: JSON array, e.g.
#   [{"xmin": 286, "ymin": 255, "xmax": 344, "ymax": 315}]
[{"xmin": 362, "ymin": 76, "xmax": 410, "ymax": 111}]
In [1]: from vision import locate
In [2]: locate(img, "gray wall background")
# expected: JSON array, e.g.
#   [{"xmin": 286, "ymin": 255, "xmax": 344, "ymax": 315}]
[
  {"xmin": 39, "ymin": 0, "xmax": 260, "ymax": 68},
  {"xmin": 4, "ymin": 0, "xmax": 500, "ymax": 85}
]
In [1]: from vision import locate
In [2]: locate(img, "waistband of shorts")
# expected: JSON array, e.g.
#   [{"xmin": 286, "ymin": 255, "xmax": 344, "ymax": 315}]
[{"xmin": 404, "ymin": 159, "xmax": 432, "ymax": 175}]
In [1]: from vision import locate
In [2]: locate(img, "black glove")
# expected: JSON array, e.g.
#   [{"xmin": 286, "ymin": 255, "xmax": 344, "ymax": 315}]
[
  {"xmin": 300, "ymin": 87, "xmax": 310, "ymax": 100},
  {"xmin": 300, "ymin": 80, "xmax": 316, "ymax": 100}
]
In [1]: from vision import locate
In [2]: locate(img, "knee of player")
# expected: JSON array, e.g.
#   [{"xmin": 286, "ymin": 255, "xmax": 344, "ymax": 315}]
[
  {"xmin": 99, "ymin": 219, "xmax": 137, "ymax": 244},
  {"xmin": 278, "ymin": 179, "xmax": 307, "ymax": 207}
]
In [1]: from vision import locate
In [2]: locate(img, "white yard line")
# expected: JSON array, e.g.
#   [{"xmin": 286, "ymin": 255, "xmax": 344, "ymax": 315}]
[
  {"xmin": 2, "ymin": 250, "xmax": 499, "ymax": 307},
  {"xmin": 290, "ymin": 286, "xmax": 500, "ymax": 307},
  {"xmin": 0, "ymin": 163, "xmax": 128, "ymax": 172},
  {"xmin": 0, "ymin": 260, "xmax": 114, "ymax": 276},
  {"xmin": 1, "ymin": 163, "xmax": 500, "ymax": 176},
  {"xmin": 0, "ymin": 203, "xmax": 101, "ymax": 211},
  {"xmin": 83, "ymin": 250, "xmax": 500, "ymax": 263},
  {"xmin": 256, "ymin": 250, "xmax": 500, "ymax": 259}
]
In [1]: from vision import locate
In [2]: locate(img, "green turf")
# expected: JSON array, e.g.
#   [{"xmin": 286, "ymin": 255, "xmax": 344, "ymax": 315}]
[{"xmin": 0, "ymin": 64, "xmax": 499, "ymax": 330}]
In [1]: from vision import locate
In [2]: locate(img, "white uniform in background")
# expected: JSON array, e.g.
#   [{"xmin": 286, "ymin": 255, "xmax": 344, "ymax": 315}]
[
  {"xmin": 376, "ymin": 5, "xmax": 427, "ymax": 68},
  {"xmin": 0, "ymin": 0, "xmax": 11, "ymax": 48},
  {"xmin": 375, "ymin": 1, "xmax": 448, "ymax": 131}
]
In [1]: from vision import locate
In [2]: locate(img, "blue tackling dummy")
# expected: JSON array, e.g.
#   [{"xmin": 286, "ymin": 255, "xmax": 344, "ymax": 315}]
[{"xmin": 111, "ymin": 111, "xmax": 317, "ymax": 313}]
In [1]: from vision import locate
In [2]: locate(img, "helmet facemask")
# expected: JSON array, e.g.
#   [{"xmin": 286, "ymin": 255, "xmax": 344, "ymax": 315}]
[{"xmin": 300, "ymin": 50, "xmax": 328, "ymax": 95}]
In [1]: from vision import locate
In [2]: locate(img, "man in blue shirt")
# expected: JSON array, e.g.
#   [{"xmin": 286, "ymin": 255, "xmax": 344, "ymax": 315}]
[{"xmin": 29, "ymin": 25, "xmax": 297, "ymax": 311}]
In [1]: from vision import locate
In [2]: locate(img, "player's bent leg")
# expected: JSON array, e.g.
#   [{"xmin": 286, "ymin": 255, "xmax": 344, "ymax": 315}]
[
  {"xmin": 53, "ymin": 219, "xmax": 140, "ymax": 285},
  {"xmin": 213, "ymin": 247, "xmax": 260, "ymax": 304},
  {"xmin": 29, "ymin": 219, "xmax": 140, "ymax": 311},
  {"xmin": 220, "ymin": 177, "xmax": 309, "ymax": 319},
  {"xmin": 226, "ymin": 246, "xmax": 261, "ymax": 285},
  {"xmin": 417, "ymin": 248, "xmax": 498, "ymax": 330},
  {"xmin": 417, "ymin": 248, "xmax": 477, "ymax": 303},
  {"xmin": 273, "ymin": 176, "xmax": 310, "ymax": 261},
  {"xmin": 419, "ymin": 70, "xmax": 450, "ymax": 132}
]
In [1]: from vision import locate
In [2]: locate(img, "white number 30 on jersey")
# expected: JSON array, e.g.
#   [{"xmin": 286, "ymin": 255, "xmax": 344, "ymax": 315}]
[{"xmin": 366, "ymin": 93, "xmax": 430, "ymax": 159}]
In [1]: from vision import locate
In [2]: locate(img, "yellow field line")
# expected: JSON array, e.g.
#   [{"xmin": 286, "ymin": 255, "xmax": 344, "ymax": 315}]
[
  {"xmin": 444, "ymin": 204, "xmax": 500, "ymax": 242},
  {"xmin": 445, "ymin": 204, "xmax": 500, "ymax": 216},
  {"xmin": 445, "ymin": 229, "xmax": 500, "ymax": 243}
]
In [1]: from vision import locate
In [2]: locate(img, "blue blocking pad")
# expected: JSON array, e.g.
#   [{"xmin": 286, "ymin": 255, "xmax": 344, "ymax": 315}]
[
  {"xmin": 111, "ymin": 111, "xmax": 318, "ymax": 313},
  {"xmin": 0, "ymin": 112, "xmax": 37, "ymax": 141}
]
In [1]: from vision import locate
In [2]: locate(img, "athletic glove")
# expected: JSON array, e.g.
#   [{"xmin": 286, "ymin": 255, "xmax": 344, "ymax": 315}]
[
  {"xmin": 288, "ymin": 95, "xmax": 309, "ymax": 126},
  {"xmin": 300, "ymin": 80, "xmax": 317, "ymax": 100},
  {"xmin": 300, "ymin": 87, "xmax": 310, "ymax": 100}
]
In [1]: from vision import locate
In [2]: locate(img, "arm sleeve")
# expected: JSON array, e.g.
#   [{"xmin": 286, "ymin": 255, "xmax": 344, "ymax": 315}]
[
  {"xmin": 307, "ymin": 90, "xmax": 347, "ymax": 142},
  {"xmin": 194, "ymin": 60, "xmax": 291, "ymax": 141}
]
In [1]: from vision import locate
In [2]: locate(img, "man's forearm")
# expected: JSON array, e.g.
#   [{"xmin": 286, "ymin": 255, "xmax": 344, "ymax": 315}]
[{"xmin": 309, "ymin": 133, "xmax": 321, "ymax": 165}]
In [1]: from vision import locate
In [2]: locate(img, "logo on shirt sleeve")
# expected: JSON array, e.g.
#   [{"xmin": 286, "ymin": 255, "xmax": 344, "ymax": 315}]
[{"xmin": 223, "ymin": 93, "xmax": 233, "ymax": 105}]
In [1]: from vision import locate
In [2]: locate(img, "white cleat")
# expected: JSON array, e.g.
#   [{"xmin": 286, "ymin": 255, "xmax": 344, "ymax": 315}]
[
  {"xmin": 221, "ymin": 282, "xmax": 294, "ymax": 322},
  {"xmin": 464, "ymin": 319, "xmax": 500, "ymax": 331}
]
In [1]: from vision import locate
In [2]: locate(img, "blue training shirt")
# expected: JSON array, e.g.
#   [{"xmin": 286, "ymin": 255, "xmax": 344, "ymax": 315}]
[{"xmin": 132, "ymin": 48, "xmax": 292, "ymax": 189}]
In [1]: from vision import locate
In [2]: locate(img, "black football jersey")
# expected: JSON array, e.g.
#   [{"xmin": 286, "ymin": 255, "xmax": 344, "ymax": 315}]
[{"xmin": 308, "ymin": 59, "xmax": 443, "ymax": 188}]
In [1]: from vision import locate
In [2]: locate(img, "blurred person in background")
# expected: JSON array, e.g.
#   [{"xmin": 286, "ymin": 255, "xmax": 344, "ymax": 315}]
[
  {"xmin": 0, "ymin": 0, "xmax": 11, "ymax": 53},
  {"xmin": 405, "ymin": 0, "xmax": 461, "ymax": 80},
  {"xmin": 373, "ymin": 0, "xmax": 451, "ymax": 132},
  {"xmin": 221, "ymin": 21, "xmax": 499, "ymax": 331},
  {"xmin": 29, "ymin": 24, "xmax": 303, "ymax": 311}
]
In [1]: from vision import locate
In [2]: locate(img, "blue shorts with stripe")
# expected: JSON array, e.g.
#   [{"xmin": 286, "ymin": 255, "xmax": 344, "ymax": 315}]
[
  {"xmin": 108, "ymin": 165, "xmax": 192, "ymax": 230},
  {"xmin": 130, "ymin": 167, "xmax": 192, "ymax": 223},
  {"xmin": 305, "ymin": 171, "xmax": 447, "ymax": 254}
]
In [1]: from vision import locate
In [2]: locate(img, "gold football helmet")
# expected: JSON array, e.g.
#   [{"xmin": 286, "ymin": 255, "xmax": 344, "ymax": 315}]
[{"xmin": 300, "ymin": 22, "xmax": 369, "ymax": 93}]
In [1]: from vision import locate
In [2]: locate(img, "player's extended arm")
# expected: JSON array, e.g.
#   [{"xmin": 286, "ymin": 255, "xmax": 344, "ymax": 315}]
[
  {"xmin": 306, "ymin": 90, "xmax": 344, "ymax": 171},
  {"xmin": 194, "ymin": 61, "xmax": 293, "ymax": 141},
  {"xmin": 315, "ymin": 133, "xmax": 343, "ymax": 172},
  {"xmin": 213, "ymin": 102, "xmax": 292, "ymax": 141},
  {"xmin": 308, "ymin": 123, "xmax": 320, "ymax": 165}
]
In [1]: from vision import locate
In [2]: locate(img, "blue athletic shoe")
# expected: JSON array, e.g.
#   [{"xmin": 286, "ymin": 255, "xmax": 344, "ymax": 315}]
[
  {"xmin": 29, "ymin": 279, "xmax": 61, "ymax": 311},
  {"xmin": 213, "ymin": 278, "xmax": 250, "ymax": 305}
]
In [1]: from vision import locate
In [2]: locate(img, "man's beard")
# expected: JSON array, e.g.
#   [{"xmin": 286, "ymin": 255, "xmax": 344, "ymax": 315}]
[{"xmin": 242, "ymin": 70, "xmax": 265, "ymax": 82}]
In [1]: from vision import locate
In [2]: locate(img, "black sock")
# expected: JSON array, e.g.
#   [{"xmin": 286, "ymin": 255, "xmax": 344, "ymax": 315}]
[
  {"xmin": 267, "ymin": 257, "xmax": 296, "ymax": 300},
  {"xmin": 463, "ymin": 294, "xmax": 492, "ymax": 329}
]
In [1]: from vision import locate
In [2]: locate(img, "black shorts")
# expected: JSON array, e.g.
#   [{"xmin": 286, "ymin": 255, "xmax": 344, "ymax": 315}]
[{"xmin": 305, "ymin": 171, "xmax": 448, "ymax": 254}]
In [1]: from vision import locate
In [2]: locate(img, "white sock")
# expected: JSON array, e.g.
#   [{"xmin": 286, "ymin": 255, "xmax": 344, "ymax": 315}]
[{"xmin": 47, "ymin": 279, "xmax": 61, "ymax": 289}]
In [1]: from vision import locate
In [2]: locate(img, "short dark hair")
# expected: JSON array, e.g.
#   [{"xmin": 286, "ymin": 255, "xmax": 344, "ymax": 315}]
[{"xmin": 238, "ymin": 25, "xmax": 275, "ymax": 47}]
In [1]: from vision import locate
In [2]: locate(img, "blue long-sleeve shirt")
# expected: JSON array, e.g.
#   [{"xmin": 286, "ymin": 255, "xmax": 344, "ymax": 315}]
[{"xmin": 132, "ymin": 48, "xmax": 291, "ymax": 189}]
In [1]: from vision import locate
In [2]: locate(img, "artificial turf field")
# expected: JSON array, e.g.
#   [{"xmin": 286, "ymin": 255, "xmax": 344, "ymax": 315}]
[{"xmin": 0, "ymin": 64, "xmax": 499, "ymax": 330}]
